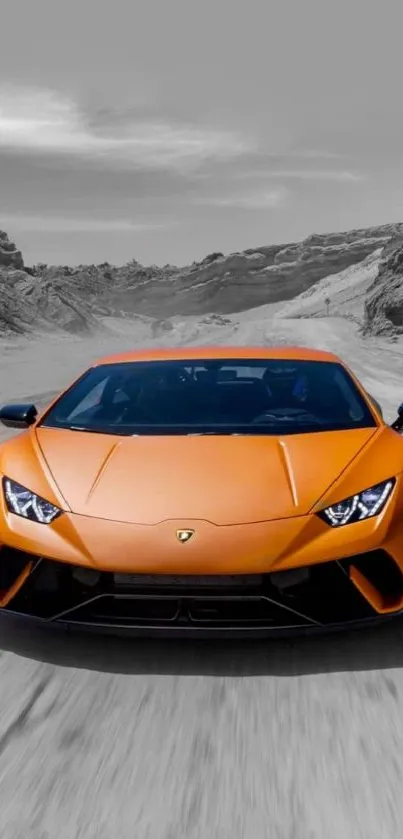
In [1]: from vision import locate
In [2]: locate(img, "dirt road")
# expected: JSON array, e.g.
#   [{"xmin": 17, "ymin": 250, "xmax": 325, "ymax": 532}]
[{"xmin": 1, "ymin": 315, "xmax": 403, "ymax": 838}]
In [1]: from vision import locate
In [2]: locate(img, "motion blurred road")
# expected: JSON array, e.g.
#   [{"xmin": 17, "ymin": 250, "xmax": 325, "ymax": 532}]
[{"xmin": 1, "ymin": 314, "xmax": 403, "ymax": 838}]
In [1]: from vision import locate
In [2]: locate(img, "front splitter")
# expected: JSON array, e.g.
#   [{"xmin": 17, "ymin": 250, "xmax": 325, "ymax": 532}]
[{"xmin": 0, "ymin": 605, "xmax": 399, "ymax": 640}]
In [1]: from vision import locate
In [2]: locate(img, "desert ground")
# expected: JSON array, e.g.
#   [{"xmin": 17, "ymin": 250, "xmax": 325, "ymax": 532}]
[{"xmin": 1, "ymin": 302, "xmax": 403, "ymax": 839}]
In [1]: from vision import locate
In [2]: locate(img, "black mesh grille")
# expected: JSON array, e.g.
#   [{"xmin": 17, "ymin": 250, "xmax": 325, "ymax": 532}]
[{"xmin": 4, "ymin": 549, "xmax": 398, "ymax": 630}]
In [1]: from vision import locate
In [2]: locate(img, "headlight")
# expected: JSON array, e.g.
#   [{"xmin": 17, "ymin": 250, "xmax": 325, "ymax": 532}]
[
  {"xmin": 317, "ymin": 478, "xmax": 395, "ymax": 527},
  {"xmin": 2, "ymin": 477, "xmax": 62, "ymax": 524}
]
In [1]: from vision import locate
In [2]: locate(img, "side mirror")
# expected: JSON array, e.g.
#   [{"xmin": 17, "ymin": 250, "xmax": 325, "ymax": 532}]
[
  {"xmin": 391, "ymin": 402, "xmax": 403, "ymax": 432},
  {"xmin": 0, "ymin": 403, "xmax": 38, "ymax": 429}
]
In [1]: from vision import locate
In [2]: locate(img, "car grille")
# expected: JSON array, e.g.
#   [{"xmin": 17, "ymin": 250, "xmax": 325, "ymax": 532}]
[{"xmin": 3, "ymin": 548, "xmax": 402, "ymax": 630}]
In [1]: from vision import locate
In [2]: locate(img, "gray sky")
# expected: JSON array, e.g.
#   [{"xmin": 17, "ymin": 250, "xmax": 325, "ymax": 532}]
[{"xmin": 1, "ymin": 0, "xmax": 403, "ymax": 266}]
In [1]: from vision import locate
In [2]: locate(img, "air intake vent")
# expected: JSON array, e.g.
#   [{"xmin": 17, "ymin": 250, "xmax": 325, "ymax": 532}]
[
  {"xmin": 341, "ymin": 550, "xmax": 403, "ymax": 613},
  {"xmin": 0, "ymin": 547, "xmax": 34, "ymax": 607}
]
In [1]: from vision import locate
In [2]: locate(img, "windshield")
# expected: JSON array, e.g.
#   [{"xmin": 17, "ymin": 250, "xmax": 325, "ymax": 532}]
[{"xmin": 39, "ymin": 358, "xmax": 377, "ymax": 436}]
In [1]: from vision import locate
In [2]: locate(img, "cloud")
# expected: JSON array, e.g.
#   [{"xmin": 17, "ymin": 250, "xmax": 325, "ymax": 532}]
[
  {"xmin": 0, "ymin": 85, "xmax": 251, "ymax": 172},
  {"xmin": 0, "ymin": 214, "xmax": 173, "ymax": 233},
  {"xmin": 286, "ymin": 150, "xmax": 342, "ymax": 159},
  {"xmin": 199, "ymin": 187, "xmax": 288, "ymax": 209},
  {"xmin": 234, "ymin": 169, "xmax": 364, "ymax": 182}
]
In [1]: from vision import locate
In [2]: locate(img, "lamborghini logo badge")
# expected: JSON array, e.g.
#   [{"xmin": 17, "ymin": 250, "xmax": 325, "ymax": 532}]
[{"xmin": 176, "ymin": 529, "xmax": 195, "ymax": 543}]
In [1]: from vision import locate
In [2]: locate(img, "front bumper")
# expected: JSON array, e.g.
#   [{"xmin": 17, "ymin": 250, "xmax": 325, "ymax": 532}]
[{"xmin": 1, "ymin": 546, "xmax": 403, "ymax": 637}]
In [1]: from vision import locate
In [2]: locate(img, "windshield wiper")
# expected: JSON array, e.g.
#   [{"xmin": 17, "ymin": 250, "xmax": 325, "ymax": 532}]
[{"xmin": 64, "ymin": 425, "xmax": 130, "ymax": 436}]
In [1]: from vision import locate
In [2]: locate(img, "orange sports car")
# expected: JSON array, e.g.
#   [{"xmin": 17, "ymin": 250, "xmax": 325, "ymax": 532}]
[{"xmin": 1, "ymin": 345, "xmax": 403, "ymax": 637}]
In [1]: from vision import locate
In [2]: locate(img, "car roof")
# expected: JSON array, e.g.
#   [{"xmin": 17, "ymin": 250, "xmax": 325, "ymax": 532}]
[{"xmin": 93, "ymin": 345, "xmax": 342, "ymax": 366}]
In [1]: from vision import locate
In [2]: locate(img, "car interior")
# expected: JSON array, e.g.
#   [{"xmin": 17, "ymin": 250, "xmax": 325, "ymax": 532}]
[{"xmin": 50, "ymin": 360, "xmax": 372, "ymax": 430}]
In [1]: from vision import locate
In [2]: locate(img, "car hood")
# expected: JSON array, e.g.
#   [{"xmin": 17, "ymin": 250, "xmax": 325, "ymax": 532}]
[{"xmin": 34, "ymin": 426, "xmax": 378, "ymax": 525}]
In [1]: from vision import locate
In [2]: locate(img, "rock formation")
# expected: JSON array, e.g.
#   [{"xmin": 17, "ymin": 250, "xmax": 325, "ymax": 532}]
[
  {"xmin": 364, "ymin": 241, "xmax": 403, "ymax": 336},
  {"xmin": 1, "ymin": 222, "xmax": 403, "ymax": 336},
  {"xmin": 0, "ymin": 231, "xmax": 24, "ymax": 270}
]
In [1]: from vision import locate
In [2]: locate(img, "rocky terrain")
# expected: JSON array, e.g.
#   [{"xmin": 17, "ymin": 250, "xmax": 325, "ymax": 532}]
[
  {"xmin": 1, "ymin": 222, "xmax": 403, "ymax": 337},
  {"xmin": 364, "ymin": 241, "xmax": 403, "ymax": 336}
]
